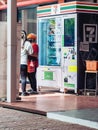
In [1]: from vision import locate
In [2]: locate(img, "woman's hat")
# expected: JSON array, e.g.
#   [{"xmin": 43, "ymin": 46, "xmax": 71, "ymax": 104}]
[{"xmin": 27, "ymin": 33, "xmax": 36, "ymax": 40}]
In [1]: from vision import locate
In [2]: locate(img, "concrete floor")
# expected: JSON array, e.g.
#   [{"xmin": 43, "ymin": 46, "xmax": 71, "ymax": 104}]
[{"xmin": 47, "ymin": 108, "xmax": 98, "ymax": 129}]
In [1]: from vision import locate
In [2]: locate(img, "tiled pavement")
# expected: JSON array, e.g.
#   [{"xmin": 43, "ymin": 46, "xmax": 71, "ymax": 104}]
[
  {"xmin": 0, "ymin": 107, "xmax": 96, "ymax": 130},
  {"xmin": 0, "ymin": 88, "xmax": 98, "ymax": 129}
]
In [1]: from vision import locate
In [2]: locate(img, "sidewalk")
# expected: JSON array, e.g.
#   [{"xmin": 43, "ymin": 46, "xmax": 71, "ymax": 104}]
[
  {"xmin": 47, "ymin": 108, "xmax": 98, "ymax": 129},
  {"xmin": 0, "ymin": 88, "xmax": 98, "ymax": 130},
  {"xmin": 0, "ymin": 107, "xmax": 96, "ymax": 130}
]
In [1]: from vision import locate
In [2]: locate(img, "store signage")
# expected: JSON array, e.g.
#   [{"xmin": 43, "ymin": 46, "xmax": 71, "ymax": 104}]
[
  {"xmin": 51, "ymin": 5, "xmax": 60, "ymax": 15},
  {"xmin": 80, "ymin": 42, "xmax": 89, "ymax": 52},
  {"xmin": 83, "ymin": 24, "xmax": 97, "ymax": 43}
]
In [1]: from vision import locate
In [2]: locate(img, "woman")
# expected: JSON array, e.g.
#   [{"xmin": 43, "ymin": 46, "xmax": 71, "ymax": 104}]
[
  {"xmin": 20, "ymin": 30, "xmax": 33, "ymax": 96},
  {"xmin": 27, "ymin": 33, "xmax": 39, "ymax": 94}
]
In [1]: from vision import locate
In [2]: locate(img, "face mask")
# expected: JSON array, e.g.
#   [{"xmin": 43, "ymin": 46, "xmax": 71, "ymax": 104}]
[
  {"xmin": 21, "ymin": 35, "xmax": 24, "ymax": 39},
  {"xmin": 28, "ymin": 39, "xmax": 33, "ymax": 43},
  {"xmin": 21, "ymin": 32, "xmax": 26, "ymax": 39}
]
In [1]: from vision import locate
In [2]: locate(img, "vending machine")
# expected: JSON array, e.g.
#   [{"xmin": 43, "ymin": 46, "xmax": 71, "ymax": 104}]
[{"xmin": 37, "ymin": 1, "xmax": 98, "ymax": 93}]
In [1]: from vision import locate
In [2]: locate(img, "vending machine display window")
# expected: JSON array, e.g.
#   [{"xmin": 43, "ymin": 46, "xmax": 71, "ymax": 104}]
[
  {"xmin": 38, "ymin": 17, "xmax": 62, "ymax": 66},
  {"xmin": 64, "ymin": 18, "xmax": 75, "ymax": 47}
]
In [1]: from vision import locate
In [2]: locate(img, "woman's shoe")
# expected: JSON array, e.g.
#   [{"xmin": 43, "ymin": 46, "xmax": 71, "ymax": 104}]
[
  {"xmin": 29, "ymin": 90, "xmax": 38, "ymax": 94},
  {"xmin": 21, "ymin": 92, "xmax": 29, "ymax": 96},
  {"xmin": 27, "ymin": 89, "xmax": 33, "ymax": 93}
]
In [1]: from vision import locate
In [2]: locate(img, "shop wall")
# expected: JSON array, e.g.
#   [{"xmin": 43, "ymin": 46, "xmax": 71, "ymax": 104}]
[
  {"xmin": 0, "ymin": 22, "xmax": 7, "ymax": 98},
  {"xmin": 78, "ymin": 13, "xmax": 98, "ymax": 89}
]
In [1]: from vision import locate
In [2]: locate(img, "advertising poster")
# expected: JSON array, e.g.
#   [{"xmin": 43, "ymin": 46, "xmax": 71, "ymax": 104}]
[
  {"xmin": 64, "ymin": 18, "xmax": 75, "ymax": 47},
  {"xmin": 62, "ymin": 17, "xmax": 77, "ymax": 91}
]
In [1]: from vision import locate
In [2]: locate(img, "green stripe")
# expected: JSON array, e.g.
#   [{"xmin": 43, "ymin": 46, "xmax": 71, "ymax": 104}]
[
  {"xmin": 37, "ymin": 8, "xmax": 51, "ymax": 14},
  {"xmin": 76, "ymin": 5, "xmax": 98, "ymax": 10},
  {"xmin": 61, "ymin": 5, "xmax": 98, "ymax": 11},
  {"xmin": 61, "ymin": 5, "xmax": 76, "ymax": 10}
]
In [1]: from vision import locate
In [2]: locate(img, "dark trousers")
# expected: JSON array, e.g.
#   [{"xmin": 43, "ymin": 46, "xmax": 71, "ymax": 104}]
[
  {"xmin": 28, "ymin": 68, "xmax": 37, "ymax": 91},
  {"xmin": 20, "ymin": 65, "xmax": 27, "ymax": 93}
]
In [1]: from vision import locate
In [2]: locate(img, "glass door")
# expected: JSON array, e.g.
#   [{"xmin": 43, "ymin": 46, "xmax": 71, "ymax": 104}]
[{"xmin": 38, "ymin": 16, "xmax": 62, "ymax": 66}]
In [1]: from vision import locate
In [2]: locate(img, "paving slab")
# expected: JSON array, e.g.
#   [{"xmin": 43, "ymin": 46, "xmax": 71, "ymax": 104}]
[{"xmin": 47, "ymin": 108, "xmax": 98, "ymax": 129}]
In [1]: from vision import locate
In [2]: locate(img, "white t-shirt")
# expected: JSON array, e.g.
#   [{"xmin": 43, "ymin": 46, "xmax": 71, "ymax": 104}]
[{"xmin": 20, "ymin": 40, "xmax": 33, "ymax": 65}]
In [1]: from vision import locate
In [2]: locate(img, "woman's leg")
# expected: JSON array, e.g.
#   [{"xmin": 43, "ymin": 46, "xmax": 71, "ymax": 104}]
[
  {"xmin": 28, "ymin": 72, "xmax": 34, "ymax": 90},
  {"xmin": 20, "ymin": 65, "xmax": 27, "ymax": 93},
  {"xmin": 32, "ymin": 68, "xmax": 37, "ymax": 91},
  {"xmin": 28, "ymin": 68, "xmax": 37, "ymax": 92}
]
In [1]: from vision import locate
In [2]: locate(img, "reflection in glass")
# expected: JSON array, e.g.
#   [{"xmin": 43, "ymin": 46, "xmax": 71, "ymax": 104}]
[
  {"xmin": 64, "ymin": 18, "xmax": 75, "ymax": 47},
  {"xmin": 38, "ymin": 18, "xmax": 61, "ymax": 66}
]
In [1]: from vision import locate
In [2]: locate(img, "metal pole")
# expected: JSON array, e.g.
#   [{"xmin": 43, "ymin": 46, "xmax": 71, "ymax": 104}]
[{"xmin": 7, "ymin": 0, "xmax": 17, "ymax": 102}]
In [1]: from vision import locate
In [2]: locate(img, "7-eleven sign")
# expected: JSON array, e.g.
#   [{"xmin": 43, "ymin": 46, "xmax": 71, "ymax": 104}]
[
  {"xmin": 51, "ymin": 5, "xmax": 60, "ymax": 15},
  {"xmin": 83, "ymin": 24, "xmax": 97, "ymax": 43}
]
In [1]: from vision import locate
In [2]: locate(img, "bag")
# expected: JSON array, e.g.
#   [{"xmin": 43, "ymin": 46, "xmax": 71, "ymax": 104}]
[{"xmin": 28, "ymin": 60, "xmax": 35, "ymax": 73}]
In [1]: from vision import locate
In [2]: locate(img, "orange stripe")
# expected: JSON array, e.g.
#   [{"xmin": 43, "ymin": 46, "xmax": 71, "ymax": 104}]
[
  {"xmin": 61, "ymin": 1, "xmax": 98, "ymax": 7},
  {"xmin": 61, "ymin": 9, "xmax": 76, "ymax": 14},
  {"xmin": 60, "ymin": 1, "xmax": 77, "ymax": 6},
  {"xmin": 37, "ymin": 5, "xmax": 51, "ymax": 10},
  {"xmin": 76, "ymin": 1, "xmax": 98, "ymax": 6},
  {"xmin": 37, "ymin": 13, "xmax": 51, "ymax": 17}
]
